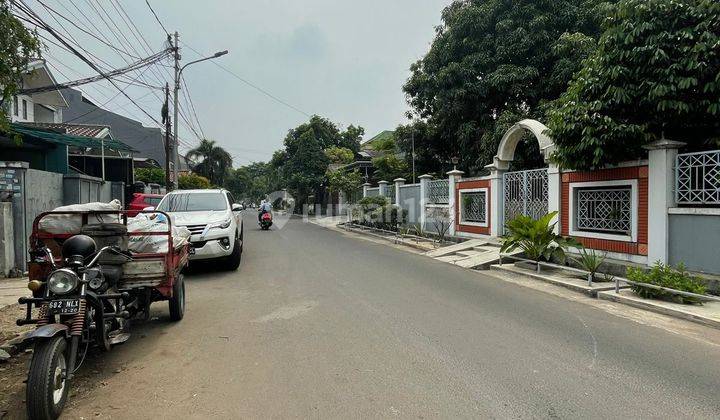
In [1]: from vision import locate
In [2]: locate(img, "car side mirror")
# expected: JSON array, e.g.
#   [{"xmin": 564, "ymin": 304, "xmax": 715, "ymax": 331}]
[{"xmin": 232, "ymin": 204, "xmax": 242, "ymax": 212}]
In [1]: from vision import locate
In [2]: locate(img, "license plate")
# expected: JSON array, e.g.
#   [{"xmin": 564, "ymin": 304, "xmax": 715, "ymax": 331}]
[{"xmin": 48, "ymin": 299, "xmax": 80, "ymax": 315}]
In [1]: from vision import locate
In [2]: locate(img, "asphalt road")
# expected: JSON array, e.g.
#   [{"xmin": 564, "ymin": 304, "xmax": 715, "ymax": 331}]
[{"xmin": 54, "ymin": 213, "xmax": 720, "ymax": 418}]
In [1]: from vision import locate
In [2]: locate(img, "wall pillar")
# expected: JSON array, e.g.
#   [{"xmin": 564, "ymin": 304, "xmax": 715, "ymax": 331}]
[
  {"xmin": 0, "ymin": 202, "xmax": 15, "ymax": 277},
  {"xmin": 393, "ymin": 178, "xmax": 405, "ymax": 206},
  {"xmin": 547, "ymin": 163, "xmax": 561, "ymax": 234},
  {"xmin": 645, "ymin": 139, "xmax": 686, "ymax": 264},
  {"xmin": 378, "ymin": 180, "xmax": 389, "ymax": 199},
  {"xmin": 418, "ymin": 174, "xmax": 433, "ymax": 230},
  {"xmin": 447, "ymin": 170, "xmax": 464, "ymax": 236},
  {"xmin": 485, "ymin": 164, "xmax": 506, "ymax": 237},
  {"xmin": 362, "ymin": 182, "xmax": 371, "ymax": 198},
  {"xmin": 338, "ymin": 191, "xmax": 347, "ymax": 215}
]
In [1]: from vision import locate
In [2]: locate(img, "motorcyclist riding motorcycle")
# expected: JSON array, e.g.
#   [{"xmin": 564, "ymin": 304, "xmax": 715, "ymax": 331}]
[{"xmin": 258, "ymin": 199, "xmax": 273, "ymax": 230}]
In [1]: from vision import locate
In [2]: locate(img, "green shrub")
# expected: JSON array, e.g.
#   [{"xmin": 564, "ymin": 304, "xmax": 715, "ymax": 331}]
[
  {"xmin": 351, "ymin": 196, "xmax": 407, "ymax": 231},
  {"xmin": 572, "ymin": 248, "xmax": 607, "ymax": 280},
  {"xmin": 627, "ymin": 262, "xmax": 707, "ymax": 304},
  {"xmin": 178, "ymin": 173, "xmax": 211, "ymax": 189},
  {"xmin": 500, "ymin": 212, "xmax": 581, "ymax": 264}
]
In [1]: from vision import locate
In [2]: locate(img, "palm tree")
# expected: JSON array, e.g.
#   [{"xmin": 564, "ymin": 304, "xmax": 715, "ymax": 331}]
[{"xmin": 185, "ymin": 139, "xmax": 233, "ymax": 185}]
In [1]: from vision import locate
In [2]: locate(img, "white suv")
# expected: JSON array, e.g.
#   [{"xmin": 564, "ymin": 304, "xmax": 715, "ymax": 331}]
[{"xmin": 155, "ymin": 189, "xmax": 243, "ymax": 270}]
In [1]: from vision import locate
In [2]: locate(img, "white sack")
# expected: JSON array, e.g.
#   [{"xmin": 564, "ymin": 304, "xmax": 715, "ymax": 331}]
[
  {"xmin": 127, "ymin": 215, "xmax": 191, "ymax": 253},
  {"xmin": 39, "ymin": 200, "xmax": 122, "ymax": 234}
]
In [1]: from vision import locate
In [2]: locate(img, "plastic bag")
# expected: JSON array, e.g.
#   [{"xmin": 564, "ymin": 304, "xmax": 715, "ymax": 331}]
[
  {"xmin": 38, "ymin": 200, "xmax": 122, "ymax": 234},
  {"xmin": 127, "ymin": 214, "xmax": 191, "ymax": 253}
]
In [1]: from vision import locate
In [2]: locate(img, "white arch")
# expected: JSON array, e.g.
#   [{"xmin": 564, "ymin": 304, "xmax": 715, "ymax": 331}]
[{"xmin": 492, "ymin": 119, "xmax": 555, "ymax": 170}]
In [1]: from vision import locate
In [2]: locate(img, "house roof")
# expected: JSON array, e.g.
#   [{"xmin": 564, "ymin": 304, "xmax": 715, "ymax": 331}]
[
  {"xmin": 133, "ymin": 157, "xmax": 162, "ymax": 168},
  {"xmin": 20, "ymin": 122, "xmax": 110, "ymax": 138},
  {"xmin": 361, "ymin": 130, "xmax": 395, "ymax": 150},
  {"xmin": 9, "ymin": 123, "xmax": 135, "ymax": 152},
  {"xmin": 23, "ymin": 59, "xmax": 69, "ymax": 108},
  {"xmin": 61, "ymin": 88, "xmax": 166, "ymax": 165}
]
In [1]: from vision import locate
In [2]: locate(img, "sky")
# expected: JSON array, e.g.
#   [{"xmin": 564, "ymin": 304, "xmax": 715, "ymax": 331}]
[{"xmin": 26, "ymin": 0, "xmax": 453, "ymax": 165}]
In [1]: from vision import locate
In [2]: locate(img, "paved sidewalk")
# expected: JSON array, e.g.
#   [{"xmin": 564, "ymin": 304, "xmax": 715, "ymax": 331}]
[{"xmin": 0, "ymin": 278, "xmax": 28, "ymax": 309}]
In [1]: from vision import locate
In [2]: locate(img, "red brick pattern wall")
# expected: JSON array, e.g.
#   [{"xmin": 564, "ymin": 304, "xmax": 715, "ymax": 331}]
[
  {"xmin": 560, "ymin": 166, "xmax": 648, "ymax": 255},
  {"xmin": 455, "ymin": 179, "xmax": 491, "ymax": 235}
]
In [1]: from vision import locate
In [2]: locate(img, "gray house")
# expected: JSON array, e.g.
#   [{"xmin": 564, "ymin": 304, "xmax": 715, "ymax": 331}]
[{"xmin": 61, "ymin": 88, "xmax": 166, "ymax": 166}]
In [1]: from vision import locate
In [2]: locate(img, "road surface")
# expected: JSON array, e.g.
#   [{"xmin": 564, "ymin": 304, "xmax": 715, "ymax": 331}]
[{"xmin": 47, "ymin": 213, "xmax": 720, "ymax": 418}]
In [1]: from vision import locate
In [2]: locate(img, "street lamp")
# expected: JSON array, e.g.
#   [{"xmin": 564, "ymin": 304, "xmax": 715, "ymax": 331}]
[
  {"xmin": 451, "ymin": 156, "xmax": 459, "ymax": 170},
  {"xmin": 171, "ymin": 44, "xmax": 228, "ymax": 188}
]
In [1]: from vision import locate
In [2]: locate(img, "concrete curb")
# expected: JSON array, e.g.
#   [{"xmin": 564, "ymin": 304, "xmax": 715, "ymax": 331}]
[
  {"xmin": 341, "ymin": 225, "xmax": 437, "ymax": 252},
  {"xmin": 490, "ymin": 264, "xmax": 621, "ymax": 297},
  {"xmin": 598, "ymin": 290, "xmax": 720, "ymax": 329}
]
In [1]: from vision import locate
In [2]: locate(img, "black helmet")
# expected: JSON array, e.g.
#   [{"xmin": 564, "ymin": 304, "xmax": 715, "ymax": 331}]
[{"xmin": 62, "ymin": 234, "xmax": 97, "ymax": 259}]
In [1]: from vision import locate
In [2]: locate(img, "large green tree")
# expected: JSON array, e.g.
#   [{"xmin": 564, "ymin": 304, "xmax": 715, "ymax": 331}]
[
  {"xmin": 0, "ymin": 1, "xmax": 41, "ymax": 134},
  {"xmin": 403, "ymin": 0, "xmax": 611, "ymax": 172},
  {"xmin": 225, "ymin": 161, "xmax": 272, "ymax": 203},
  {"xmin": 270, "ymin": 116, "xmax": 364, "ymax": 208},
  {"xmin": 283, "ymin": 125, "xmax": 329, "ymax": 207},
  {"xmin": 185, "ymin": 139, "xmax": 233, "ymax": 185},
  {"xmin": 548, "ymin": 0, "xmax": 720, "ymax": 169}
]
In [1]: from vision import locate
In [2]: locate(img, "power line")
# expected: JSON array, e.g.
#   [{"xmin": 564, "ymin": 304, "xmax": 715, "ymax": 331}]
[
  {"xmin": 34, "ymin": 0, "xmax": 141, "ymax": 60},
  {"xmin": 63, "ymin": 64, "xmax": 157, "ymax": 123},
  {"xmin": 12, "ymin": 7, "xmax": 160, "ymax": 91},
  {"xmin": 180, "ymin": 41, "xmax": 312, "ymax": 118},
  {"xmin": 145, "ymin": 0, "xmax": 170, "ymax": 37},
  {"xmin": 20, "ymin": 49, "xmax": 169, "ymax": 94},
  {"xmin": 180, "ymin": 75, "xmax": 205, "ymax": 139},
  {"xmin": 12, "ymin": 0, "xmax": 163, "ymax": 126}
]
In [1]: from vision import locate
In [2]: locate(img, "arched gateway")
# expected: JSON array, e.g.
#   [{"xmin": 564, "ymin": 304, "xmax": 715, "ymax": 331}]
[{"xmin": 491, "ymin": 119, "xmax": 556, "ymax": 230}]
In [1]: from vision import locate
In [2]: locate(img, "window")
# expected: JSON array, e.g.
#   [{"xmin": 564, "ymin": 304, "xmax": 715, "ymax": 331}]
[
  {"xmin": 13, "ymin": 96, "xmax": 18, "ymax": 116},
  {"xmin": 145, "ymin": 197, "xmax": 163, "ymax": 207},
  {"xmin": 569, "ymin": 180, "xmax": 637, "ymax": 242},
  {"xmin": 22, "ymin": 99, "xmax": 27, "ymax": 120},
  {"xmin": 157, "ymin": 192, "xmax": 229, "ymax": 212},
  {"xmin": 459, "ymin": 188, "xmax": 488, "ymax": 226}
]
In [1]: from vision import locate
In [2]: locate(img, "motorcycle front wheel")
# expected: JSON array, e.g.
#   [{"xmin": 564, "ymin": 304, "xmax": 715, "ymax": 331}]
[{"xmin": 26, "ymin": 336, "xmax": 69, "ymax": 420}]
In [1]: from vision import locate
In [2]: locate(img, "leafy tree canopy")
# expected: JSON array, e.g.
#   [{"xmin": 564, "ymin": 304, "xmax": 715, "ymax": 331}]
[
  {"xmin": 326, "ymin": 169, "xmax": 363, "ymax": 198},
  {"xmin": 403, "ymin": 0, "xmax": 611, "ymax": 173},
  {"xmin": 284, "ymin": 115, "xmax": 363, "ymax": 154},
  {"xmin": 548, "ymin": 0, "xmax": 720, "ymax": 169},
  {"xmin": 0, "ymin": 1, "xmax": 41, "ymax": 134},
  {"xmin": 325, "ymin": 146, "xmax": 355, "ymax": 164},
  {"xmin": 225, "ymin": 162, "xmax": 272, "ymax": 203},
  {"xmin": 178, "ymin": 173, "xmax": 210, "ymax": 190},
  {"xmin": 134, "ymin": 168, "xmax": 165, "ymax": 185},
  {"xmin": 185, "ymin": 139, "xmax": 233, "ymax": 185},
  {"xmin": 372, "ymin": 154, "xmax": 409, "ymax": 182}
]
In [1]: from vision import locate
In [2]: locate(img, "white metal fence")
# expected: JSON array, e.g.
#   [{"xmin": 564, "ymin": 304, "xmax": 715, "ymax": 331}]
[
  {"xmin": 676, "ymin": 149, "xmax": 720, "ymax": 205},
  {"xmin": 366, "ymin": 187, "xmax": 380, "ymax": 197}
]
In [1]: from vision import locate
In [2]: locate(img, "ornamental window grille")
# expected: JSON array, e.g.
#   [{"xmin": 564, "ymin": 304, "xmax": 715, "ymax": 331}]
[
  {"xmin": 428, "ymin": 179, "xmax": 449, "ymax": 204},
  {"xmin": 460, "ymin": 191, "xmax": 487, "ymax": 224},
  {"xmin": 574, "ymin": 186, "xmax": 632, "ymax": 235},
  {"xmin": 676, "ymin": 150, "xmax": 720, "ymax": 205}
]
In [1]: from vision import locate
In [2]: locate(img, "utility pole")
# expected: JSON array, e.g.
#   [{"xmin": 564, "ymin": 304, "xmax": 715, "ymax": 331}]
[
  {"xmin": 411, "ymin": 131, "xmax": 416, "ymax": 184},
  {"xmin": 163, "ymin": 82, "xmax": 172, "ymax": 191},
  {"xmin": 172, "ymin": 31, "xmax": 180, "ymax": 189}
]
